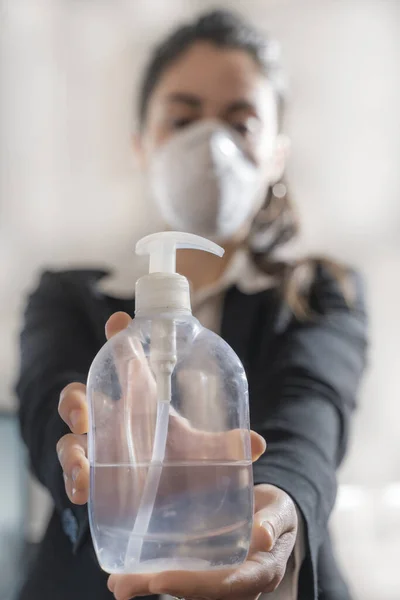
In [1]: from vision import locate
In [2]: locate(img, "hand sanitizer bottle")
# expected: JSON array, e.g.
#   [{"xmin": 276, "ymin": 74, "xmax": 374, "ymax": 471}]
[{"xmin": 87, "ymin": 232, "xmax": 254, "ymax": 574}]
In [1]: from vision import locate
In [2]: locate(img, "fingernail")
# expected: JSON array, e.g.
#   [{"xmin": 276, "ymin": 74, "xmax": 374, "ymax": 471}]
[
  {"xmin": 71, "ymin": 466, "xmax": 81, "ymax": 483},
  {"xmin": 72, "ymin": 487, "xmax": 77, "ymax": 496},
  {"xmin": 69, "ymin": 409, "xmax": 80, "ymax": 430},
  {"xmin": 261, "ymin": 521, "xmax": 275, "ymax": 550}
]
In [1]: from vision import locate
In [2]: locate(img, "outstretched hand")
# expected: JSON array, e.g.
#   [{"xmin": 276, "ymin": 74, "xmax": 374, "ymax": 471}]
[{"xmin": 108, "ymin": 483, "xmax": 298, "ymax": 600}]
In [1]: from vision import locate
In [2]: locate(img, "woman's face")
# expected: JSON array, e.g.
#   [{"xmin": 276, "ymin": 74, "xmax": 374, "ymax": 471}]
[{"xmin": 137, "ymin": 41, "xmax": 286, "ymax": 180}]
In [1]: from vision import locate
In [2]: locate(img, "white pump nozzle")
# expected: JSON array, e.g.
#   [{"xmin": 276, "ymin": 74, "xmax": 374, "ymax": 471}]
[
  {"xmin": 136, "ymin": 231, "xmax": 224, "ymax": 274},
  {"xmin": 135, "ymin": 232, "xmax": 224, "ymax": 315}
]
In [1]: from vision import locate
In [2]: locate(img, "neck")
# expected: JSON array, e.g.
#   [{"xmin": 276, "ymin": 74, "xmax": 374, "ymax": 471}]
[{"xmin": 176, "ymin": 242, "xmax": 238, "ymax": 292}]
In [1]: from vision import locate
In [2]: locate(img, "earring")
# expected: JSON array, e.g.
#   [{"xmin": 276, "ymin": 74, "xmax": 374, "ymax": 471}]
[{"xmin": 272, "ymin": 181, "xmax": 287, "ymax": 199}]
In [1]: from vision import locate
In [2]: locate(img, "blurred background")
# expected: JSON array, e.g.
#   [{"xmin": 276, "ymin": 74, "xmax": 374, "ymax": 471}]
[{"xmin": 1, "ymin": 0, "xmax": 400, "ymax": 598}]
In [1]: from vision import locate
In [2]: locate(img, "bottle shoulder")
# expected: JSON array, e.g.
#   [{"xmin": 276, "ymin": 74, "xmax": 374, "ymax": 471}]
[{"xmin": 88, "ymin": 311, "xmax": 244, "ymax": 384}]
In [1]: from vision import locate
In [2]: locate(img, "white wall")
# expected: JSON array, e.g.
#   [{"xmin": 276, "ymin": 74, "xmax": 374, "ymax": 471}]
[{"xmin": 1, "ymin": 1, "xmax": 400, "ymax": 597}]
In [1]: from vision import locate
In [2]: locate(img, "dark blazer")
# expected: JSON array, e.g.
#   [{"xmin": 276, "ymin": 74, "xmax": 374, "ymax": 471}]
[{"xmin": 16, "ymin": 264, "xmax": 367, "ymax": 600}]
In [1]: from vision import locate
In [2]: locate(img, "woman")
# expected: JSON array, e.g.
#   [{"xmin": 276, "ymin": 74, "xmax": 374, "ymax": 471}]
[{"xmin": 17, "ymin": 10, "xmax": 367, "ymax": 600}]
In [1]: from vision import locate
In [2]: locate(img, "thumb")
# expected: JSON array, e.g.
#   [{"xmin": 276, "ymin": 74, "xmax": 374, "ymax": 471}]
[
  {"xmin": 251, "ymin": 485, "xmax": 298, "ymax": 553},
  {"xmin": 105, "ymin": 311, "xmax": 132, "ymax": 340},
  {"xmin": 250, "ymin": 430, "xmax": 267, "ymax": 461}
]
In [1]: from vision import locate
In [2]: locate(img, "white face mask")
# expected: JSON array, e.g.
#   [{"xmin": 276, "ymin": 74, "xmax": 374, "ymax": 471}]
[{"xmin": 148, "ymin": 120, "xmax": 266, "ymax": 242}]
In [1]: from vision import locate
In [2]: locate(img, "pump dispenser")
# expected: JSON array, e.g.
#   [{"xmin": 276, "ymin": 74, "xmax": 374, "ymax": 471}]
[
  {"xmin": 135, "ymin": 231, "xmax": 224, "ymax": 314},
  {"xmin": 87, "ymin": 232, "xmax": 253, "ymax": 575}
]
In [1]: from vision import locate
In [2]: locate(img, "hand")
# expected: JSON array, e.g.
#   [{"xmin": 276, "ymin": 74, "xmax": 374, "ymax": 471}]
[
  {"xmin": 108, "ymin": 483, "xmax": 298, "ymax": 600},
  {"xmin": 56, "ymin": 311, "xmax": 267, "ymax": 504}
]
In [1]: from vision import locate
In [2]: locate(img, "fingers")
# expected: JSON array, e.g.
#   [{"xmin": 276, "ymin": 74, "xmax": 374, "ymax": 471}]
[
  {"xmin": 249, "ymin": 431, "xmax": 266, "ymax": 461},
  {"xmin": 107, "ymin": 484, "xmax": 298, "ymax": 600},
  {"xmin": 174, "ymin": 427, "xmax": 265, "ymax": 462},
  {"xmin": 147, "ymin": 488, "xmax": 297, "ymax": 599},
  {"xmin": 56, "ymin": 311, "xmax": 133, "ymax": 508},
  {"xmin": 107, "ymin": 573, "xmax": 153, "ymax": 600},
  {"xmin": 58, "ymin": 382, "xmax": 88, "ymax": 435},
  {"xmin": 148, "ymin": 567, "xmax": 235, "ymax": 599},
  {"xmin": 56, "ymin": 433, "xmax": 89, "ymax": 504},
  {"xmin": 105, "ymin": 310, "xmax": 153, "ymax": 399},
  {"xmin": 214, "ymin": 429, "xmax": 265, "ymax": 462},
  {"xmin": 252, "ymin": 484, "xmax": 298, "ymax": 553},
  {"xmin": 146, "ymin": 547, "xmax": 289, "ymax": 599},
  {"xmin": 105, "ymin": 311, "xmax": 132, "ymax": 340},
  {"xmin": 58, "ymin": 313, "xmax": 133, "ymax": 435},
  {"xmin": 147, "ymin": 559, "xmax": 274, "ymax": 600},
  {"xmin": 58, "ymin": 381, "xmax": 88, "ymax": 504}
]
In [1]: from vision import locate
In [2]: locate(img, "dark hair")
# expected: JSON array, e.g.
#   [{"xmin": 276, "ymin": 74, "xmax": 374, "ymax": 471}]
[
  {"xmin": 138, "ymin": 10, "xmax": 350, "ymax": 317},
  {"xmin": 138, "ymin": 10, "xmax": 286, "ymax": 127}
]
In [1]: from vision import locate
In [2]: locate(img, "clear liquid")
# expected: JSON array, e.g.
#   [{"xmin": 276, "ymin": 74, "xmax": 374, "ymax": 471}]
[{"xmin": 89, "ymin": 461, "xmax": 253, "ymax": 574}]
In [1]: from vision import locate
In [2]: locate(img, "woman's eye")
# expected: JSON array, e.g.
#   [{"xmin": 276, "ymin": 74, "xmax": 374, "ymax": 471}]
[
  {"xmin": 231, "ymin": 117, "xmax": 260, "ymax": 137},
  {"xmin": 232, "ymin": 122, "xmax": 250, "ymax": 136},
  {"xmin": 170, "ymin": 117, "xmax": 195, "ymax": 130}
]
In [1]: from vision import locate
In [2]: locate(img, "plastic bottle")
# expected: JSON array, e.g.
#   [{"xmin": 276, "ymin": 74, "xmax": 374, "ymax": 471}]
[{"xmin": 87, "ymin": 231, "xmax": 253, "ymax": 574}]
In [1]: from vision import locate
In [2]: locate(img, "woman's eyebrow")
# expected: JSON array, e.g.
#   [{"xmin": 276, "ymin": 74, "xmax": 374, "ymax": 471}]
[
  {"xmin": 225, "ymin": 99, "xmax": 258, "ymax": 116},
  {"xmin": 165, "ymin": 92, "xmax": 203, "ymax": 108}
]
